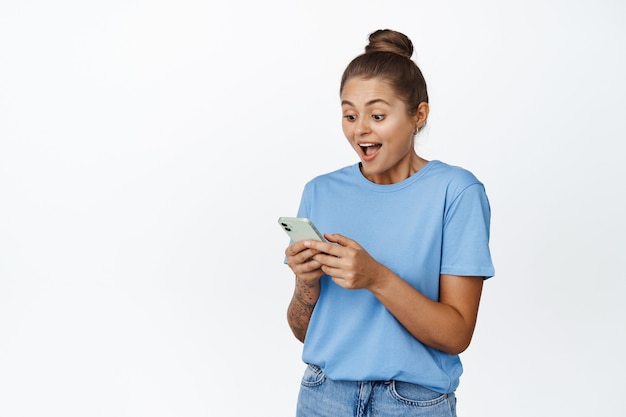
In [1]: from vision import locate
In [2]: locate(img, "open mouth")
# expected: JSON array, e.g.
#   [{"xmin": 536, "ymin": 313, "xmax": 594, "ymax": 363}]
[{"xmin": 360, "ymin": 143, "xmax": 382, "ymax": 156}]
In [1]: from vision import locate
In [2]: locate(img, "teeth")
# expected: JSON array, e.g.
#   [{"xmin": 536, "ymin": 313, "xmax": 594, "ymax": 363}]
[{"xmin": 360, "ymin": 143, "xmax": 381, "ymax": 156}]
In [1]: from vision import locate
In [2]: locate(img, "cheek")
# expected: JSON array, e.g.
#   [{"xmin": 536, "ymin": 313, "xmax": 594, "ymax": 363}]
[
  {"xmin": 341, "ymin": 122, "xmax": 353, "ymax": 138},
  {"xmin": 392, "ymin": 123, "xmax": 415, "ymax": 139}
]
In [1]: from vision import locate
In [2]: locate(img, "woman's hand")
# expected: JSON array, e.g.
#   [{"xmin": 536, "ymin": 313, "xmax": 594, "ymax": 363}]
[
  {"xmin": 302, "ymin": 234, "xmax": 484, "ymax": 355},
  {"xmin": 285, "ymin": 240, "xmax": 327, "ymax": 342},
  {"xmin": 303, "ymin": 233, "xmax": 389, "ymax": 291},
  {"xmin": 285, "ymin": 240, "xmax": 326, "ymax": 284}
]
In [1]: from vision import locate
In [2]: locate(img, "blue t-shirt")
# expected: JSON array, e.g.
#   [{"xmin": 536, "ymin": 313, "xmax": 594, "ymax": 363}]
[{"xmin": 295, "ymin": 160, "xmax": 495, "ymax": 394}]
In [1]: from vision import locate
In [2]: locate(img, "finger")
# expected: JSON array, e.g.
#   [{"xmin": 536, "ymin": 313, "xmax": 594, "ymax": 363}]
[
  {"xmin": 324, "ymin": 233, "xmax": 358, "ymax": 249},
  {"xmin": 285, "ymin": 241, "xmax": 309, "ymax": 257},
  {"xmin": 302, "ymin": 240, "xmax": 340, "ymax": 256},
  {"xmin": 321, "ymin": 265, "xmax": 351, "ymax": 285},
  {"xmin": 297, "ymin": 258, "xmax": 327, "ymax": 281},
  {"xmin": 298, "ymin": 268, "xmax": 325, "ymax": 283},
  {"xmin": 312, "ymin": 252, "xmax": 343, "ymax": 268},
  {"xmin": 297, "ymin": 259, "xmax": 322, "ymax": 273},
  {"xmin": 289, "ymin": 248, "xmax": 324, "ymax": 269}
]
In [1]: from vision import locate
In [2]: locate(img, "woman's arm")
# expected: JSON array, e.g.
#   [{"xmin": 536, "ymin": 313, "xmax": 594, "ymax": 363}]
[
  {"xmin": 369, "ymin": 271, "xmax": 483, "ymax": 355},
  {"xmin": 305, "ymin": 234, "xmax": 484, "ymax": 355},
  {"xmin": 287, "ymin": 277, "xmax": 320, "ymax": 343},
  {"xmin": 284, "ymin": 240, "xmax": 325, "ymax": 343}
]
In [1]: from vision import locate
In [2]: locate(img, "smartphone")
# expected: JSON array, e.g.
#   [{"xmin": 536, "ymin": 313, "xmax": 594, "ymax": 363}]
[{"xmin": 278, "ymin": 217, "xmax": 326, "ymax": 242}]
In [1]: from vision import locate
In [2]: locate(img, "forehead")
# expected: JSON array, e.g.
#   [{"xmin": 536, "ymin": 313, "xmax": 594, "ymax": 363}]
[{"xmin": 340, "ymin": 77, "xmax": 400, "ymax": 105}]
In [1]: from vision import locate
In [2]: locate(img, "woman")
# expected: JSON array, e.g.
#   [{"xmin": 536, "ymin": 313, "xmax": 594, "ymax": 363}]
[{"xmin": 283, "ymin": 29, "xmax": 494, "ymax": 417}]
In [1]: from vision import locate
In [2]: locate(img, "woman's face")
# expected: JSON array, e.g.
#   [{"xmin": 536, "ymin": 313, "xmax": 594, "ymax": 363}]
[{"xmin": 341, "ymin": 77, "xmax": 427, "ymax": 184}]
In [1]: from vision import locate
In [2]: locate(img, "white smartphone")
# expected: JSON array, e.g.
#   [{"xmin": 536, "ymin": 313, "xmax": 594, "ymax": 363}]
[{"xmin": 278, "ymin": 217, "xmax": 326, "ymax": 242}]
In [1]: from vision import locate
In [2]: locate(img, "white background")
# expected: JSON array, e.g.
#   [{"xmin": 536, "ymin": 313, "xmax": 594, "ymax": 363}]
[{"xmin": 1, "ymin": 1, "xmax": 625, "ymax": 416}]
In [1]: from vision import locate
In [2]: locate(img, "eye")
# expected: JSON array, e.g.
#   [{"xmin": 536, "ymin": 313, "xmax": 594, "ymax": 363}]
[
  {"xmin": 372, "ymin": 114, "xmax": 385, "ymax": 121},
  {"xmin": 343, "ymin": 114, "xmax": 356, "ymax": 122}
]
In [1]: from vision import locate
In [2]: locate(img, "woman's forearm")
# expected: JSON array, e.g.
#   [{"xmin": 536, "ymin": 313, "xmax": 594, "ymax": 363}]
[
  {"xmin": 369, "ymin": 271, "xmax": 483, "ymax": 355},
  {"xmin": 287, "ymin": 276, "xmax": 320, "ymax": 343}
]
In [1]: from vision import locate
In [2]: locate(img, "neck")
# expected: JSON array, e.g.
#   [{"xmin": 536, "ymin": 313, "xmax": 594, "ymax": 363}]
[{"xmin": 362, "ymin": 153, "xmax": 428, "ymax": 185}]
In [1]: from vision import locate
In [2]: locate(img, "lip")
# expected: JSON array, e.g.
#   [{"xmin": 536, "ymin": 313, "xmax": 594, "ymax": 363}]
[{"xmin": 358, "ymin": 142, "xmax": 382, "ymax": 162}]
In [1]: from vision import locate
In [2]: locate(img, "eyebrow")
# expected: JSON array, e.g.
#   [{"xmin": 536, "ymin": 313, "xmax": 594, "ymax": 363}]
[{"xmin": 341, "ymin": 98, "xmax": 391, "ymax": 107}]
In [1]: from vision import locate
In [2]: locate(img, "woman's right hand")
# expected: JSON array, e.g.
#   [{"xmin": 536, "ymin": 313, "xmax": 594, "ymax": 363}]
[
  {"xmin": 285, "ymin": 241, "xmax": 326, "ymax": 284},
  {"xmin": 285, "ymin": 241, "xmax": 325, "ymax": 342}
]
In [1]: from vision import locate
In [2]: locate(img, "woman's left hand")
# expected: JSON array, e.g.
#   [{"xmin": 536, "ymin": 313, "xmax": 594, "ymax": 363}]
[{"xmin": 303, "ymin": 233, "xmax": 389, "ymax": 291}]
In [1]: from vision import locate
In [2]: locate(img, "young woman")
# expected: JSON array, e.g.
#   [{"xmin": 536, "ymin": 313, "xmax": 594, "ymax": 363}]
[{"xmin": 283, "ymin": 29, "xmax": 494, "ymax": 417}]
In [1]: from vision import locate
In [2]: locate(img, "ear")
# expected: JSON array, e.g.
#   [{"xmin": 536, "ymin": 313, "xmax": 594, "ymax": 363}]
[{"xmin": 413, "ymin": 102, "xmax": 430, "ymax": 131}]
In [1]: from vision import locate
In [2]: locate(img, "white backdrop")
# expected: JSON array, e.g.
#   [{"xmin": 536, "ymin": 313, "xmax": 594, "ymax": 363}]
[{"xmin": 1, "ymin": 1, "xmax": 625, "ymax": 416}]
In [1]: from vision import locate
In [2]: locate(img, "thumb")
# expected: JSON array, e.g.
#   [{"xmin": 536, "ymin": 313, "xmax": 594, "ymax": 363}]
[{"xmin": 324, "ymin": 233, "xmax": 357, "ymax": 248}]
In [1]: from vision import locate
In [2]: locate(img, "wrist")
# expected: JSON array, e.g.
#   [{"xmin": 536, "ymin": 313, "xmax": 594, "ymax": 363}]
[{"xmin": 295, "ymin": 275, "xmax": 320, "ymax": 305}]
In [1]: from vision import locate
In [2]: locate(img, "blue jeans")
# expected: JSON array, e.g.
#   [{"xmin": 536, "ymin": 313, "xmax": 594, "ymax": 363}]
[{"xmin": 296, "ymin": 364, "xmax": 457, "ymax": 417}]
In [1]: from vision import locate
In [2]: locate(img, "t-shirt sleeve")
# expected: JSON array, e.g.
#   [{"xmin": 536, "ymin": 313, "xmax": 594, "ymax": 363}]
[{"xmin": 440, "ymin": 182, "xmax": 495, "ymax": 279}]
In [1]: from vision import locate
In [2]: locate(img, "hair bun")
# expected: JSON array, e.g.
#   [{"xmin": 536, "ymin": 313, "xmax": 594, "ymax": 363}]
[{"xmin": 364, "ymin": 29, "xmax": 413, "ymax": 59}]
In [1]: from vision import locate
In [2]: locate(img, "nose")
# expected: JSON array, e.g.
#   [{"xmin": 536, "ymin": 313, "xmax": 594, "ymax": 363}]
[{"xmin": 355, "ymin": 117, "xmax": 371, "ymax": 136}]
